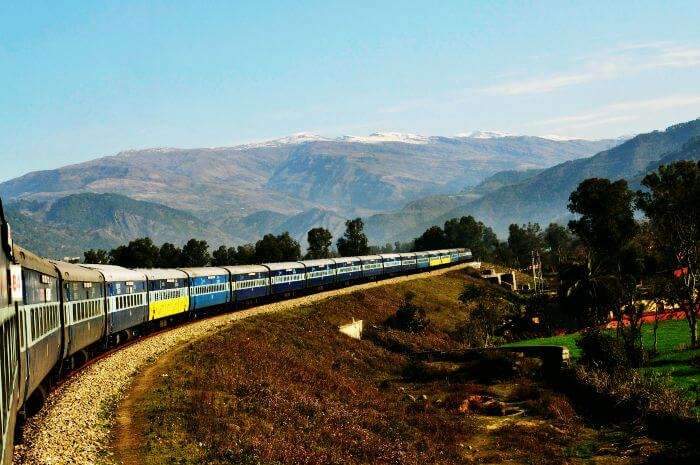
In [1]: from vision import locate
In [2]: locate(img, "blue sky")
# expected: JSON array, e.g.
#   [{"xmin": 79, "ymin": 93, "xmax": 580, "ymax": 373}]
[{"xmin": 1, "ymin": 1, "xmax": 700, "ymax": 180}]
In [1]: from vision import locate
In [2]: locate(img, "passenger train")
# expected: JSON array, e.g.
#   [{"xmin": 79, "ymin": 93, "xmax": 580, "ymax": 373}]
[{"xmin": 0, "ymin": 197, "xmax": 472, "ymax": 464}]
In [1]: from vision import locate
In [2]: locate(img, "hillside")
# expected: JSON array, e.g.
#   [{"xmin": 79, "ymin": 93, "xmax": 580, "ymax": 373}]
[
  {"xmin": 0, "ymin": 134, "xmax": 620, "ymax": 223},
  {"xmin": 6, "ymin": 193, "xmax": 236, "ymax": 258},
  {"xmin": 364, "ymin": 118, "xmax": 700, "ymax": 241}
]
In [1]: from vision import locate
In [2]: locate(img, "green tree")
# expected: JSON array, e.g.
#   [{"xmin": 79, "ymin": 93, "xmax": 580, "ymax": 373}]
[
  {"xmin": 337, "ymin": 218, "xmax": 369, "ymax": 256},
  {"xmin": 180, "ymin": 239, "xmax": 211, "ymax": 267},
  {"xmin": 637, "ymin": 160, "xmax": 700, "ymax": 347},
  {"xmin": 413, "ymin": 225, "xmax": 447, "ymax": 251},
  {"xmin": 507, "ymin": 222, "xmax": 544, "ymax": 269},
  {"xmin": 158, "ymin": 242, "xmax": 182, "ymax": 268},
  {"xmin": 234, "ymin": 243, "xmax": 255, "ymax": 264},
  {"xmin": 543, "ymin": 222, "xmax": 574, "ymax": 271},
  {"xmin": 212, "ymin": 245, "xmax": 236, "ymax": 266},
  {"xmin": 254, "ymin": 233, "xmax": 301, "ymax": 262},
  {"xmin": 83, "ymin": 249, "xmax": 109, "ymax": 264},
  {"xmin": 443, "ymin": 215, "xmax": 499, "ymax": 260},
  {"xmin": 109, "ymin": 237, "xmax": 160, "ymax": 268},
  {"xmin": 305, "ymin": 227, "xmax": 333, "ymax": 259}
]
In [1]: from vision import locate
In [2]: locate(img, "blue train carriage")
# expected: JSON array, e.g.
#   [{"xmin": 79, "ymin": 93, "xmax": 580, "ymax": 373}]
[
  {"xmin": 299, "ymin": 259, "xmax": 336, "ymax": 288},
  {"xmin": 450, "ymin": 248, "xmax": 460, "ymax": 263},
  {"xmin": 223, "ymin": 265, "xmax": 269, "ymax": 303},
  {"xmin": 0, "ymin": 199, "xmax": 20, "ymax": 465},
  {"xmin": 379, "ymin": 253, "xmax": 402, "ymax": 275},
  {"xmin": 179, "ymin": 267, "xmax": 231, "ymax": 312},
  {"xmin": 49, "ymin": 260, "xmax": 106, "ymax": 363},
  {"xmin": 13, "ymin": 246, "xmax": 61, "ymax": 407},
  {"xmin": 82, "ymin": 264, "xmax": 148, "ymax": 343},
  {"xmin": 358, "ymin": 255, "xmax": 383, "ymax": 278},
  {"xmin": 140, "ymin": 269, "xmax": 189, "ymax": 322},
  {"xmin": 265, "ymin": 262, "xmax": 306, "ymax": 295},
  {"xmin": 415, "ymin": 251, "xmax": 430, "ymax": 269},
  {"xmin": 331, "ymin": 257, "xmax": 362, "ymax": 283},
  {"xmin": 399, "ymin": 252, "xmax": 418, "ymax": 271},
  {"xmin": 458, "ymin": 248, "xmax": 472, "ymax": 261}
]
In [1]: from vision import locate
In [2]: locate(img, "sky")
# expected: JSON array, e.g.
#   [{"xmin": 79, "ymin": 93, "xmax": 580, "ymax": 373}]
[{"xmin": 1, "ymin": 0, "xmax": 700, "ymax": 181}]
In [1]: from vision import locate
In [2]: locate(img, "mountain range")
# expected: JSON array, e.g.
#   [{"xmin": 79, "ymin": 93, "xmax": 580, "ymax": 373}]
[{"xmin": 0, "ymin": 132, "xmax": 623, "ymax": 257}]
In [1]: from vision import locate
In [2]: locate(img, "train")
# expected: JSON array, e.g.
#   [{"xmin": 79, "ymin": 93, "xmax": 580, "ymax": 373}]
[{"xmin": 0, "ymin": 197, "xmax": 472, "ymax": 464}]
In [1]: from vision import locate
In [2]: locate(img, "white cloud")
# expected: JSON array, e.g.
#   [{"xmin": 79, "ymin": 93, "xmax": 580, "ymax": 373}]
[
  {"xmin": 482, "ymin": 42, "xmax": 700, "ymax": 96},
  {"xmin": 523, "ymin": 94, "xmax": 700, "ymax": 132}
]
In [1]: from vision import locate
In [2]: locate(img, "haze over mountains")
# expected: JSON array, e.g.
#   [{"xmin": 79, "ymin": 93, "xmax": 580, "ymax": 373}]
[
  {"xmin": 1, "ymin": 132, "xmax": 622, "ymax": 257},
  {"xmin": 8, "ymin": 120, "xmax": 700, "ymax": 258}
]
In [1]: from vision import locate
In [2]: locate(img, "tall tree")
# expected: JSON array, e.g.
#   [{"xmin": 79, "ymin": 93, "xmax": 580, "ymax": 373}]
[
  {"xmin": 254, "ymin": 233, "xmax": 301, "ymax": 262},
  {"xmin": 507, "ymin": 222, "xmax": 544, "ymax": 269},
  {"xmin": 413, "ymin": 225, "xmax": 447, "ymax": 251},
  {"xmin": 180, "ymin": 239, "xmax": 211, "ymax": 267},
  {"xmin": 212, "ymin": 245, "xmax": 236, "ymax": 266},
  {"xmin": 638, "ymin": 161, "xmax": 700, "ymax": 347},
  {"xmin": 305, "ymin": 227, "xmax": 333, "ymax": 259},
  {"xmin": 234, "ymin": 243, "xmax": 255, "ymax": 264},
  {"xmin": 543, "ymin": 223, "xmax": 574, "ymax": 271},
  {"xmin": 158, "ymin": 242, "xmax": 182, "ymax": 268},
  {"xmin": 337, "ymin": 218, "xmax": 369, "ymax": 257},
  {"xmin": 83, "ymin": 249, "xmax": 109, "ymax": 264},
  {"xmin": 109, "ymin": 237, "xmax": 160, "ymax": 268},
  {"xmin": 443, "ymin": 215, "xmax": 498, "ymax": 260}
]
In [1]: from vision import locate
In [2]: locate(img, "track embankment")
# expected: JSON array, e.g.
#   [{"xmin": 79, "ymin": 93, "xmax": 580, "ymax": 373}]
[{"xmin": 13, "ymin": 263, "xmax": 475, "ymax": 465}]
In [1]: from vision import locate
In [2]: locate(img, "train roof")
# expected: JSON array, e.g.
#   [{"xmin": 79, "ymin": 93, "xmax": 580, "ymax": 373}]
[
  {"xmin": 264, "ymin": 261, "xmax": 305, "ymax": 271},
  {"xmin": 49, "ymin": 259, "xmax": 104, "ymax": 283},
  {"xmin": 81, "ymin": 264, "xmax": 147, "ymax": 282},
  {"xmin": 221, "ymin": 265, "xmax": 269, "ymax": 275},
  {"xmin": 398, "ymin": 252, "xmax": 417, "ymax": 258},
  {"xmin": 137, "ymin": 268, "xmax": 188, "ymax": 281},
  {"xmin": 298, "ymin": 259, "xmax": 335, "ymax": 267},
  {"xmin": 356, "ymin": 255, "xmax": 382, "ymax": 261},
  {"xmin": 331, "ymin": 256, "xmax": 361, "ymax": 264},
  {"xmin": 178, "ymin": 267, "xmax": 229, "ymax": 278},
  {"xmin": 13, "ymin": 244, "xmax": 58, "ymax": 277},
  {"xmin": 379, "ymin": 253, "xmax": 401, "ymax": 259},
  {"xmin": 414, "ymin": 251, "xmax": 430, "ymax": 257}
]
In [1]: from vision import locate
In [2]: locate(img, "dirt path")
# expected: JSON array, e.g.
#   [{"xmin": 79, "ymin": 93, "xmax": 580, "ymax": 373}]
[{"xmin": 13, "ymin": 264, "xmax": 475, "ymax": 465}]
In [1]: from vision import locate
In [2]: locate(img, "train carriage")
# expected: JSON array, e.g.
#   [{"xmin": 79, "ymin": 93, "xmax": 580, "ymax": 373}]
[
  {"xmin": 14, "ymin": 246, "xmax": 61, "ymax": 405},
  {"xmin": 358, "ymin": 255, "xmax": 383, "ymax": 278},
  {"xmin": 299, "ymin": 259, "xmax": 336, "ymax": 288},
  {"xmin": 82, "ymin": 265, "xmax": 148, "ymax": 340},
  {"xmin": 180, "ymin": 267, "xmax": 230, "ymax": 312},
  {"xmin": 0, "ymin": 200, "xmax": 19, "ymax": 465},
  {"xmin": 379, "ymin": 253, "xmax": 402, "ymax": 275},
  {"xmin": 458, "ymin": 249, "xmax": 472, "ymax": 261},
  {"xmin": 399, "ymin": 252, "xmax": 418, "ymax": 271},
  {"xmin": 140, "ymin": 269, "xmax": 189, "ymax": 321},
  {"xmin": 415, "ymin": 251, "xmax": 430, "ymax": 269},
  {"xmin": 450, "ymin": 249, "xmax": 460, "ymax": 263},
  {"xmin": 428, "ymin": 251, "xmax": 442, "ymax": 267},
  {"xmin": 265, "ymin": 262, "xmax": 306, "ymax": 295},
  {"xmin": 223, "ymin": 265, "xmax": 269, "ymax": 303},
  {"xmin": 50, "ymin": 260, "xmax": 106, "ymax": 359},
  {"xmin": 332, "ymin": 257, "xmax": 362, "ymax": 283}
]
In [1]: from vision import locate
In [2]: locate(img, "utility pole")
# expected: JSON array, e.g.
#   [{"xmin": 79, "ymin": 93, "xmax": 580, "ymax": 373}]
[{"xmin": 531, "ymin": 250, "xmax": 543, "ymax": 293}]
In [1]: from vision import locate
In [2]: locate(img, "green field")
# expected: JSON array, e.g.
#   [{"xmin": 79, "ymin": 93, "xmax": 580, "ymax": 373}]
[{"xmin": 504, "ymin": 320, "xmax": 700, "ymax": 399}]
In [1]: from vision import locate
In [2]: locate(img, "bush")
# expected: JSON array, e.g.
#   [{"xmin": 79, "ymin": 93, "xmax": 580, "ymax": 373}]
[
  {"xmin": 386, "ymin": 293, "xmax": 430, "ymax": 332},
  {"xmin": 577, "ymin": 329, "xmax": 628, "ymax": 370}
]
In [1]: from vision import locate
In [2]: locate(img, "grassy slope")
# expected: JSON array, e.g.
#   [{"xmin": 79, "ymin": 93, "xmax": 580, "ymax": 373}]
[{"xmin": 504, "ymin": 320, "xmax": 700, "ymax": 396}]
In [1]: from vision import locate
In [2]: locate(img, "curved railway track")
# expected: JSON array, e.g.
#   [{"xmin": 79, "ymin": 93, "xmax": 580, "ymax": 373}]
[{"xmin": 13, "ymin": 263, "xmax": 474, "ymax": 465}]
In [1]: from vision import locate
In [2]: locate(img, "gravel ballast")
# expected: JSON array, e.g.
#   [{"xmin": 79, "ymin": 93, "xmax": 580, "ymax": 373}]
[{"xmin": 13, "ymin": 264, "xmax": 472, "ymax": 465}]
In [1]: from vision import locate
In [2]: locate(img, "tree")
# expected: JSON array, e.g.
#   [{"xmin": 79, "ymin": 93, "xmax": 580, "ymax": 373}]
[
  {"xmin": 83, "ymin": 249, "xmax": 109, "ymax": 264},
  {"xmin": 413, "ymin": 226, "xmax": 447, "ymax": 251},
  {"xmin": 109, "ymin": 237, "xmax": 160, "ymax": 268},
  {"xmin": 507, "ymin": 223, "xmax": 544, "ymax": 269},
  {"xmin": 212, "ymin": 245, "xmax": 236, "ymax": 266},
  {"xmin": 305, "ymin": 227, "xmax": 333, "ymax": 259},
  {"xmin": 443, "ymin": 215, "xmax": 499, "ymax": 260},
  {"xmin": 637, "ymin": 160, "xmax": 700, "ymax": 347},
  {"xmin": 254, "ymin": 232, "xmax": 301, "ymax": 262},
  {"xmin": 180, "ymin": 239, "xmax": 211, "ymax": 267},
  {"xmin": 234, "ymin": 243, "xmax": 255, "ymax": 264},
  {"xmin": 158, "ymin": 242, "xmax": 182, "ymax": 268},
  {"xmin": 543, "ymin": 223, "xmax": 574, "ymax": 271},
  {"xmin": 337, "ymin": 218, "xmax": 369, "ymax": 256}
]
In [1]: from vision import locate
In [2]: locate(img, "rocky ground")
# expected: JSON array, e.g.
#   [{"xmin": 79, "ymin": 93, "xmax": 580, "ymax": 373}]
[{"xmin": 12, "ymin": 264, "xmax": 473, "ymax": 465}]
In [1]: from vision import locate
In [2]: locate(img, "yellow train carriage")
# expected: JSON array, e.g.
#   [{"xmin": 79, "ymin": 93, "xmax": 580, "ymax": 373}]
[
  {"xmin": 139, "ymin": 269, "xmax": 189, "ymax": 321},
  {"xmin": 428, "ymin": 251, "xmax": 442, "ymax": 267}
]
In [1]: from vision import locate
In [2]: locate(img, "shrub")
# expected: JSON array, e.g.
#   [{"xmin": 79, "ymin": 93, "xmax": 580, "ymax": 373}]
[
  {"xmin": 576, "ymin": 329, "xmax": 628, "ymax": 370},
  {"xmin": 387, "ymin": 292, "xmax": 430, "ymax": 332}
]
